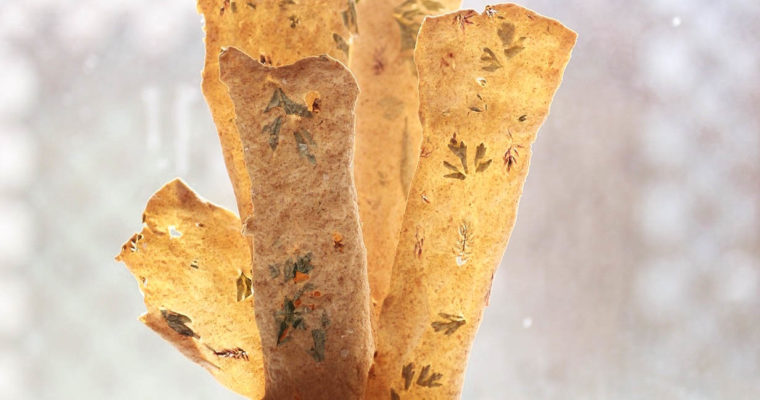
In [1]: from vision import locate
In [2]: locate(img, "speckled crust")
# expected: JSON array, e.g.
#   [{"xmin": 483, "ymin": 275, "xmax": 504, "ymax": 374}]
[
  {"xmin": 220, "ymin": 49, "xmax": 373, "ymax": 400},
  {"xmin": 366, "ymin": 5, "xmax": 576, "ymax": 399},
  {"xmin": 198, "ymin": 0, "xmax": 356, "ymax": 220},
  {"xmin": 116, "ymin": 179, "xmax": 265, "ymax": 399},
  {"xmin": 350, "ymin": 0, "xmax": 461, "ymax": 335}
]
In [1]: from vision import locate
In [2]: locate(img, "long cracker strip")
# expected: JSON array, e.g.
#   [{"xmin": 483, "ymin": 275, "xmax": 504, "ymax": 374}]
[
  {"xmin": 199, "ymin": 0, "xmax": 357, "ymax": 220},
  {"xmin": 367, "ymin": 5, "xmax": 576, "ymax": 398},
  {"xmin": 220, "ymin": 48, "xmax": 372, "ymax": 399},
  {"xmin": 351, "ymin": 0, "xmax": 461, "ymax": 327},
  {"xmin": 116, "ymin": 179, "xmax": 265, "ymax": 399}
]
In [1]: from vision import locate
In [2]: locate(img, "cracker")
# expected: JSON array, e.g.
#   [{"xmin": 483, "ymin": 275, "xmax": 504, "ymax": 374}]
[
  {"xmin": 116, "ymin": 179, "xmax": 264, "ymax": 399},
  {"xmin": 198, "ymin": 0, "xmax": 358, "ymax": 220},
  {"xmin": 350, "ymin": 0, "xmax": 461, "ymax": 326},
  {"xmin": 219, "ymin": 48, "xmax": 372, "ymax": 399},
  {"xmin": 366, "ymin": 5, "xmax": 576, "ymax": 398}
]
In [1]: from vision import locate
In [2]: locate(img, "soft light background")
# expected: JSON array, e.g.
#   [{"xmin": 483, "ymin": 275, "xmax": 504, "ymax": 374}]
[{"xmin": 0, "ymin": 0, "xmax": 757, "ymax": 398}]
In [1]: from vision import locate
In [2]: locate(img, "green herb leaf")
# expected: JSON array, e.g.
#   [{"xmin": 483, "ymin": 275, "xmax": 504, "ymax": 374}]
[
  {"xmin": 262, "ymin": 116, "xmax": 282, "ymax": 150},
  {"xmin": 294, "ymin": 130, "xmax": 317, "ymax": 164},
  {"xmin": 309, "ymin": 329, "xmax": 326, "ymax": 362},
  {"xmin": 431, "ymin": 313, "xmax": 466, "ymax": 335},
  {"xmin": 402, "ymin": 362, "xmax": 415, "ymax": 390},
  {"xmin": 265, "ymin": 87, "xmax": 312, "ymax": 118},
  {"xmin": 161, "ymin": 309, "xmax": 198, "ymax": 338}
]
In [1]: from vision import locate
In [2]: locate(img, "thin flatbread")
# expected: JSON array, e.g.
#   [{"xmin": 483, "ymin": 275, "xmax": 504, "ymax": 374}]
[
  {"xmin": 351, "ymin": 0, "xmax": 461, "ymax": 327},
  {"xmin": 219, "ymin": 48, "xmax": 372, "ymax": 400},
  {"xmin": 199, "ymin": 0, "xmax": 357, "ymax": 220},
  {"xmin": 366, "ymin": 5, "xmax": 576, "ymax": 399},
  {"xmin": 116, "ymin": 179, "xmax": 265, "ymax": 399}
]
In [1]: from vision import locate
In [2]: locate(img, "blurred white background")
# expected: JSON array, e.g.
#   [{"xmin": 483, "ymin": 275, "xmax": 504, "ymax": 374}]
[{"xmin": 0, "ymin": 0, "xmax": 758, "ymax": 398}]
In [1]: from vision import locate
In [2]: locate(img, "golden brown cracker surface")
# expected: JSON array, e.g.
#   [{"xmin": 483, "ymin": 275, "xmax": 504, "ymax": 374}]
[
  {"xmin": 366, "ymin": 5, "xmax": 576, "ymax": 399},
  {"xmin": 116, "ymin": 179, "xmax": 265, "ymax": 399},
  {"xmin": 198, "ymin": 0, "xmax": 357, "ymax": 220},
  {"xmin": 351, "ymin": 0, "xmax": 462, "ymax": 331},
  {"xmin": 220, "ymin": 48, "xmax": 373, "ymax": 400}
]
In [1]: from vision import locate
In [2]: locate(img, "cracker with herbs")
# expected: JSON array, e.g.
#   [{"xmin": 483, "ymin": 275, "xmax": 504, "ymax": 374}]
[
  {"xmin": 198, "ymin": 0, "xmax": 357, "ymax": 220},
  {"xmin": 366, "ymin": 5, "xmax": 576, "ymax": 399},
  {"xmin": 350, "ymin": 0, "xmax": 461, "ymax": 330},
  {"xmin": 220, "ymin": 48, "xmax": 372, "ymax": 400},
  {"xmin": 116, "ymin": 179, "xmax": 265, "ymax": 399}
]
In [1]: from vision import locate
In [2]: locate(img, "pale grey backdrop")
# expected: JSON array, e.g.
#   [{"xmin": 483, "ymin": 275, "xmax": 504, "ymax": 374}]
[{"xmin": 0, "ymin": 0, "xmax": 758, "ymax": 398}]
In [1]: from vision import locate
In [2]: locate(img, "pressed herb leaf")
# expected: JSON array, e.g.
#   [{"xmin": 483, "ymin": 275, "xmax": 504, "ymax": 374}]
[
  {"xmin": 480, "ymin": 47, "xmax": 502, "ymax": 72},
  {"xmin": 476, "ymin": 158, "xmax": 492, "ymax": 172},
  {"xmin": 497, "ymin": 22, "xmax": 516, "ymax": 46},
  {"xmin": 160, "ymin": 309, "xmax": 198, "ymax": 338},
  {"xmin": 265, "ymin": 88, "xmax": 312, "ymax": 118},
  {"xmin": 447, "ymin": 139, "xmax": 468, "ymax": 173},
  {"xmin": 294, "ymin": 130, "xmax": 317, "ymax": 164},
  {"xmin": 431, "ymin": 312, "xmax": 466, "ymax": 335},
  {"xmin": 391, "ymin": 388, "xmax": 401, "ymax": 400},
  {"xmin": 401, "ymin": 362, "xmax": 415, "ymax": 390},
  {"xmin": 416, "ymin": 364, "xmax": 443, "ymax": 387},
  {"xmin": 333, "ymin": 33, "xmax": 350, "ymax": 57},
  {"xmin": 309, "ymin": 329, "xmax": 326, "ymax": 362}
]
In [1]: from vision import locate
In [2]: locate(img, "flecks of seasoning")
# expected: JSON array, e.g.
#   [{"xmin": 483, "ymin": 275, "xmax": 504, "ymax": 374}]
[
  {"xmin": 236, "ymin": 271, "xmax": 253, "ymax": 301},
  {"xmin": 414, "ymin": 229, "xmax": 424, "ymax": 259},
  {"xmin": 453, "ymin": 10, "xmax": 476, "ymax": 32},
  {"xmin": 420, "ymin": 145, "xmax": 433, "ymax": 158},
  {"xmin": 454, "ymin": 221, "xmax": 473, "ymax": 266},
  {"xmin": 275, "ymin": 298, "xmax": 304, "ymax": 345},
  {"xmin": 421, "ymin": 192, "xmax": 430, "ymax": 204},
  {"xmin": 518, "ymin": 114, "xmax": 527, "ymax": 122},
  {"xmin": 341, "ymin": 0, "xmax": 358, "ymax": 33},
  {"xmin": 265, "ymin": 87, "xmax": 312, "ymax": 117},
  {"xmin": 391, "ymin": 388, "xmax": 401, "ymax": 400},
  {"xmin": 308, "ymin": 329, "xmax": 326, "ymax": 362},
  {"xmin": 476, "ymin": 77, "xmax": 487, "ymax": 87},
  {"xmin": 161, "ymin": 310, "xmax": 199, "ymax": 338},
  {"xmin": 416, "ymin": 364, "xmax": 443, "ymax": 387},
  {"xmin": 190, "ymin": 259, "xmax": 200, "ymax": 269},
  {"xmin": 168, "ymin": 225, "xmax": 182, "ymax": 238},
  {"xmin": 294, "ymin": 129, "xmax": 317, "ymax": 164},
  {"xmin": 231, "ymin": 1, "xmax": 237, "ymax": 12},
  {"xmin": 503, "ymin": 132, "xmax": 524, "ymax": 173},
  {"xmin": 480, "ymin": 47, "xmax": 502, "ymax": 71},
  {"xmin": 220, "ymin": 0, "xmax": 230, "ymax": 16},
  {"xmin": 262, "ymin": 115, "xmax": 283, "ymax": 150},
  {"xmin": 469, "ymin": 106, "xmax": 482, "ymax": 112},
  {"xmin": 283, "ymin": 252, "xmax": 314, "ymax": 283},
  {"xmin": 485, "ymin": 5, "xmax": 496, "ymax": 17},
  {"xmin": 278, "ymin": 0, "xmax": 295, "ymax": 10},
  {"xmin": 209, "ymin": 346, "xmax": 249, "ymax": 361},
  {"xmin": 288, "ymin": 15, "xmax": 300, "ymax": 28},
  {"xmin": 402, "ymin": 362, "xmax": 415, "ymax": 390},
  {"xmin": 333, "ymin": 232, "xmax": 345, "ymax": 252},
  {"xmin": 259, "ymin": 54, "xmax": 272, "ymax": 65},
  {"xmin": 246, "ymin": 2, "xmax": 256, "ymax": 9},
  {"xmin": 333, "ymin": 33, "xmax": 350, "ymax": 57},
  {"xmin": 372, "ymin": 47, "xmax": 386, "ymax": 75},
  {"xmin": 431, "ymin": 312, "xmax": 466, "ymax": 335}
]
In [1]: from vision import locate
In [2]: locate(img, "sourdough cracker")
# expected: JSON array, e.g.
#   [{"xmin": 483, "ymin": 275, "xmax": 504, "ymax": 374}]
[
  {"xmin": 199, "ymin": 0, "xmax": 357, "ymax": 220},
  {"xmin": 116, "ymin": 179, "xmax": 264, "ymax": 399},
  {"xmin": 220, "ymin": 49, "xmax": 372, "ymax": 400},
  {"xmin": 350, "ymin": 0, "xmax": 461, "ymax": 328},
  {"xmin": 366, "ymin": 5, "xmax": 576, "ymax": 398}
]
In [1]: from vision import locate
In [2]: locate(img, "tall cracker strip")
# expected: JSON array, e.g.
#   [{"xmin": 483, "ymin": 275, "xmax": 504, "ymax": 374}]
[
  {"xmin": 198, "ymin": 0, "xmax": 357, "ymax": 219},
  {"xmin": 367, "ymin": 5, "xmax": 576, "ymax": 398},
  {"xmin": 351, "ymin": 0, "xmax": 461, "ymax": 328},
  {"xmin": 116, "ymin": 179, "xmax": 265, "ymax": 399},
  {"xmin": 219, "ymin": 49, "xmax": 373, "ymax": 400}
]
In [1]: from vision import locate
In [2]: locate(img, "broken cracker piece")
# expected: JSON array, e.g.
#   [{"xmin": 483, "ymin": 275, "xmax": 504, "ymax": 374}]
[
  {"xmin": 350, "ymin": 0, "xmax": 461, "ymax": 332},
  {"xmin": 198, "ymin": 0, "xmax": 358, "ymax": 220},
  {"xmin": 116, "ymin": 178, "xmax": 264, "ymax": 399},
  {"xmin": 219, "ymin": 48, "xmax": 373, "ymax": 400},
  {"xmin": 366, "ymin": 5, "xmax": 576, "ymax": 399}
]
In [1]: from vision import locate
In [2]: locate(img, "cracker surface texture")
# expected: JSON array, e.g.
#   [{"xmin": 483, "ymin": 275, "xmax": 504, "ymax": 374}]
[
  {"xmin": 199, "ymin": 0, "xmax": 356, "ymax": 219},
  {"xmin": 220, "ymin": 48, "xmax": 373, "ymax": 400},
  {"xmin": 366, "ymin": 5, "xmax": 576, "ymax": 399},
  {"xmin": 351, "ymin": 0, "xmax": 461, "ymax": 328},
  {"xmin": 116, "ymin": 179, "xmax": 265, "ymax": 399}
]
